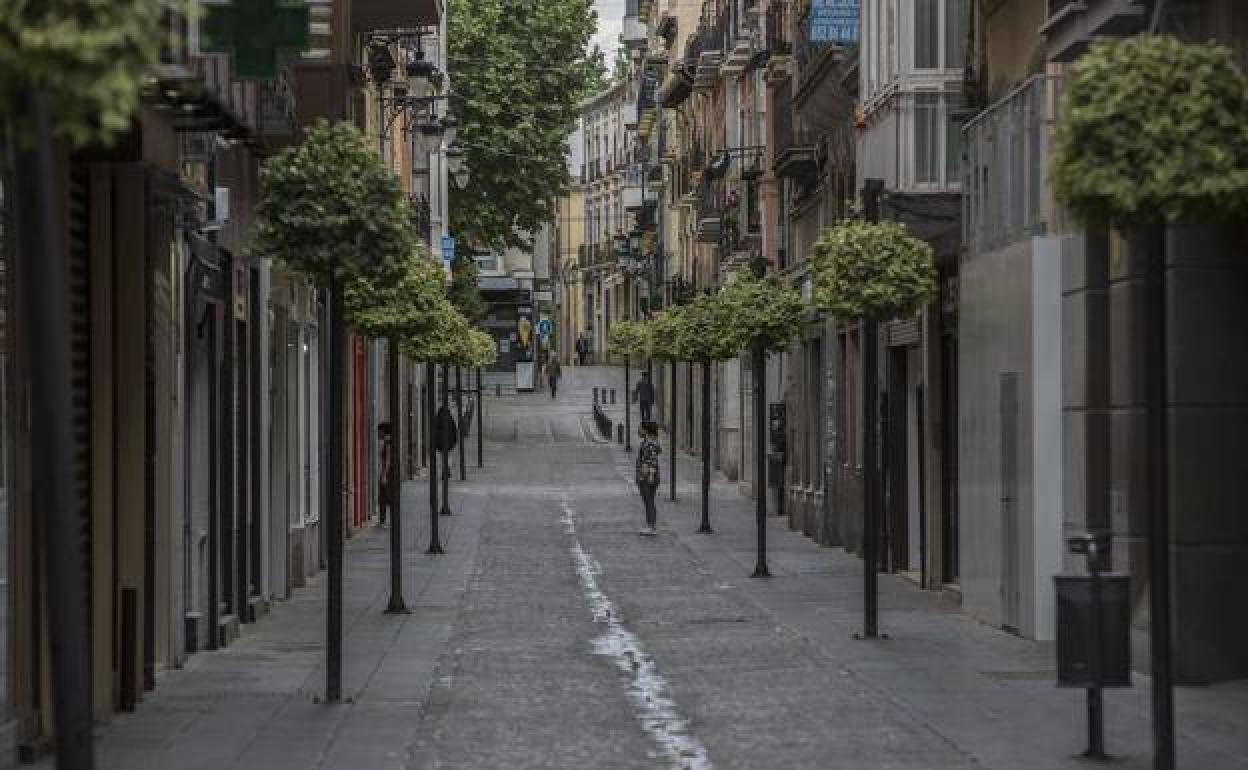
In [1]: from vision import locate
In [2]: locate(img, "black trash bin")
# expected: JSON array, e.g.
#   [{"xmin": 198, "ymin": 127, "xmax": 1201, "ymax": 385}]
[{"xmin": 1055, "ymin": 574, "xmax": 1132, "ymax": 688}]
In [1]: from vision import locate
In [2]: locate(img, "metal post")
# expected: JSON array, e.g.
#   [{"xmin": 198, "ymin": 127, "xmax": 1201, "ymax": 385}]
[
  {"xmin": 439, "ymin": 364, "xmax": 451, "ymax": 517},
  {"xmin": 752, "ymin": 339, "xmax": 769, "ymax": 577},
  {"xmin": 858, "ymin": 180, "xmax": 884, "ymax": 640},
  {"xmin": 326, "ymin": 275, "xmax": 345, "ymax": 700},
  {"xmin": 861, "ymin": 318, "xmax": 880, "ymax": 639},
  {"xmin": 426, "ymin": 362, "xmax": 444, "ymax": 554},
  {"xmin": 670, "ymin": 360, "xmax": 677, "ymax": 502},
  {"xmin": 384, "ymin": 340, "xmax": 408, "ymax": 614},
  {"xmin": 476, "ymin": 367, "xmax": 483, "ymax": 468},
  {"xmin": 1143, "ymin": 225, "xmax": 1175, "ymax": 770},
  {"xmin": 625, "ymin": 355, "xmax": 632, "ymax": 452},
  {"xmin": 1085, "ymin": 539, "xmax": 1107, "ymax": 760},
  {"xmin": 698, "ymin": 360, "xmax": 713, "ymax": 534},
  {"xmin": 455, "ymin": 365, "xmax": 465, "ymax": 480},
  {"xmin": 420, "ymin": 383, "xmax": 428, "ymax": 468},
  {"xmin": 15, "ymin": 90, "xmax": 94, "ymax": 769}
]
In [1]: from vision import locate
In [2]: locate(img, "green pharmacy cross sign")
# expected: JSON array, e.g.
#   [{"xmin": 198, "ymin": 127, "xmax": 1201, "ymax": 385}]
[{"xmin": 202, "ymin": 0, "xmax": 311, "ymax": 80}]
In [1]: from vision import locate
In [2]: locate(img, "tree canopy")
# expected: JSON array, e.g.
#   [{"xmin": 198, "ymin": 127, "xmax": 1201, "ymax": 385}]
[
  {"xmin": 809, "ymin": 220, "xmax": 935, "ymax": 321},
  {"xmin": 653, "ymin": 293, "xmax": 738, "ymax": 363},
  {"xmin": 1052, "ymin": 36, "xmax": 1248, "ymax": 225},
  {"xmin": 346, "ymin": 247, "xmax": 447, "ymax": 341},
  {"xmin": 717, "ymin": 269, "xmax": 806, "ymax": 353},
  {"xmin": 448, "ymin": 0, "xmax": 601, "ymax": 249},
  {"xmin": 448, "ymin": 254, "xmax": 487, "ymax": 323},
  {"xmin": 252, "ymin": 119, "xmax": 414, "ymax": 286},
  {"xmin": 402, "ymin": 308, "xmax": 496, "ymax": 368},
  {"xmin": 0, "ymin": 0, "xmax": 163, "ymax": 146},
  {"xmin": 608, "ymin": 319, "xmax": 651, "ymax": 359}
]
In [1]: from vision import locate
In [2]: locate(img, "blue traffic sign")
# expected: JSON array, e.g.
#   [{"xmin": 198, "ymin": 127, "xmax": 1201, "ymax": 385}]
[{"xmin": 537, "ymin": 318, "xmax": 553, "ymax": 336}]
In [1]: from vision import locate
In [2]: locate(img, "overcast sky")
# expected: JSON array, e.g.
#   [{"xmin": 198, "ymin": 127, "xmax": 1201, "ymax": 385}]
[{"xmin": 591, "ymin": 0, "xmax": 626, "ymax": 60}]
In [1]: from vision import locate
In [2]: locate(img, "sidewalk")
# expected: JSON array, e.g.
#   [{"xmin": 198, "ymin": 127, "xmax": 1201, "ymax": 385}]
[
  {"xmin": 598, "ymin": 419, "xmax": 1248, "ymax": 769},
  {"xmin": 41, "ymin": 481, "xmax": 487, "ymax": 770}
]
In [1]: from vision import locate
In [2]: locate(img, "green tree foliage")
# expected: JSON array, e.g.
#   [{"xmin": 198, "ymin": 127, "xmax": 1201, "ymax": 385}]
[
  {"xmin": 402, "ymin": 308, "xmax": 496, "ymax": 368},
  {"xmin": 717, "ymin": 269, "xmax": 806, "ymax": 353},
  {"xmin": 1053, "ymin": 36, "xmax": 1248, "ymax": 226},
  {"xmin": 346, "ymin": 248, "xmax": 447, "ymax": 340},
  {"xmin": 660, "ymin": 293, "xmax": 738, "ymax": 363},
  {"xmin": 251, "ymin": 120, "xmax": 414, "ymax": 286},
  {"xmin": 0, "ymin": 0, "xmax": 164, "ymax": 146},
  {"xmin": 448, "ymin": 255, "xmax": 487, "ymax": 323},
  {"xmin": 809, "ymin": 221, "xmax": 935, "ymax": 321},
  {"xmin": 448, "ymin": 0, "xmax": 600, "ymax": 249},
  {"xmin": 608, "ymin": 319, "xmax": 651, "ymax": 359},
  {"xmin": 644, "ymin": 311, "xmax": 684, "ymax": 362}
]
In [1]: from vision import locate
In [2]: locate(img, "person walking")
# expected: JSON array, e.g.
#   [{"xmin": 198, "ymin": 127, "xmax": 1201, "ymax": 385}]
[
  {"xmin": 636, "ymin": 421, "xmax": 661, "ymax": 536},
  {"xmin": 575, "ymin": 336, "xmax": 588, "ymax": 366},
  {"xmin": 377, "ymin": 422, "xmax": 393, "ymax": 526},
  {"xmin": 634, "ymin": 370, "xmax": 655, "ymax": 422},
  {"xmin": 547, "ymin": 357, "xmax": 562, "ymax": 399}
]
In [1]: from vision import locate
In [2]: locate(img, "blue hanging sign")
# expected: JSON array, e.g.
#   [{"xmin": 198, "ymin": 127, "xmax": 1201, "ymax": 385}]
[
  {"xmin": 809, "ymin": 0, "xmax": 859, "ymax": 44},
  {"xmin": 441, "ymin": 235, "xmax": 456, "ymax": 264}
]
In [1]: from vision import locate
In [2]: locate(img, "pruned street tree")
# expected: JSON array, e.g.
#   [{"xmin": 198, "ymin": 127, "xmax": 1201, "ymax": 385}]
[
  {"xmin": 251, "ymin": 118, "xmax": 415, "ymax": 703},
  {"xmin": 810, "ymin": 218, "xmax": 935, "ymax": 641},
  {"xmin": 346, "ymin": 248, "xmax": 448, "ymax": 616},
  {"xmin": 718, "ymin": 268, "xmax": 806, "ymax": 578},
  {"xmin": 655, "ymin": 294, "xmax": 737, "ymax": 534},
  {"xmin": 609, "ymin": 319, "xmax": 653, "ymax": 452},
  {"xmin": 1051, "ymin": 36, "xmax": 1248, "ymax": 768}
]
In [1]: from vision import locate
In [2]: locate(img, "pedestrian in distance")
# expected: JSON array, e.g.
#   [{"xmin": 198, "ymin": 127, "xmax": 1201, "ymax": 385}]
[
  {"xmin": 377, "ymin": 422, "xmax": 393, "ymax": 526},
  {"xmin": 636, "ymin": 421, "xmax": 661, "ymax": 536},
  {"xmin": 547, "ymin": 357, "xmax": 562, "ymax": 399},
  {"xmin": 575, "ymin": 336, "xmax": 588, "ymax": 366},
  {"xmin": 634, "ymin": 370, "xmax": 655, "ymax": 422}
]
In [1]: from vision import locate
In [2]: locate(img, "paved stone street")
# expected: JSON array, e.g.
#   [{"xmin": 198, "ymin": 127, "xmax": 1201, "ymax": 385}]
[{"xmin": 57, "ymin": 366, "xmax": 1248, "ymax": 770}]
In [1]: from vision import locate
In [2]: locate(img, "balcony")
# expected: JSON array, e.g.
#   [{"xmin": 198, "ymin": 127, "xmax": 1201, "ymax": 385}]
[
  {"xmin": 694, "ymin": 175, "xmax": 725, "ymax": 244},
  {"xmin": 622, "ymin": 15, "xmax": 649, "ymax": 49},
  {"xmin": 659, "ymin": 63, "xmax": 694, "ymax": 108},
  {"xmin": 352, "ymin": 0, "xmax": 441, "ymax": 33},
  {"xmin": 963, "ymin": 75, "xmax": 1064, "ymax": 257},
  {"xmin": 1042, "ymin": 0, "xmax": 1148, "ymax": 62}
]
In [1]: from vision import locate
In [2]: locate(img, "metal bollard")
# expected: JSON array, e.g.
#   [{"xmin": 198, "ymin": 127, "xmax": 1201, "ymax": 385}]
[
  {"xmin": 617, "ymin": 423, "xmax": 624, "ymax": 443},
  {"xmin": 495, "ymin": 383, "xmax": 501, "ymax": 397}
]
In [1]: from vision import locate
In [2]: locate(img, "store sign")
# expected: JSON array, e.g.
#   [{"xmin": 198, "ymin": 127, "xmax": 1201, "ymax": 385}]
[{"xmin": 809, "ymin": 0, "xmax": 859, "ymax": 44}]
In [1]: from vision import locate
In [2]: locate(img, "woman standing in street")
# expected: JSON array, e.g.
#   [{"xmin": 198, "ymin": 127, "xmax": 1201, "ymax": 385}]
[{"xmin": 636, "ymin": 421, "xmax": 661, "ymax": 536}]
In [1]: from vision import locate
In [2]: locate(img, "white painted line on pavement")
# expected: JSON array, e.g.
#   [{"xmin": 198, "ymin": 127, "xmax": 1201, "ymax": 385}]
[{"xmin": 561, "ymin": 500, "xmax": 713, "ymax": 770}]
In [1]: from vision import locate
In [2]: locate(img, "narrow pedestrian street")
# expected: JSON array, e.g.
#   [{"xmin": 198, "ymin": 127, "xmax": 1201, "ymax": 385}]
[{"xmin": 42, "ymin": 367, "xmax": 1247, "ymax": 770}]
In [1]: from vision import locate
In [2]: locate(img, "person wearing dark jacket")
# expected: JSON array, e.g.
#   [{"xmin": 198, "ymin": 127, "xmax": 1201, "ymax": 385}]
[
  {"xmin": 634, "ymin": 371, "xmax": 655, "ymax": 422},
  {"xmin": 636, "ymin": 421, "xmax": 662, "ymax": 535}
]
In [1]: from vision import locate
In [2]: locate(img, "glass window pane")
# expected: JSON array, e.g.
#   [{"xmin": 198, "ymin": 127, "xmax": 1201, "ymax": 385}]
[
  {"xmin": 914, "ymin": 0, "xmax": 939, "ymax": 69},
  {"xmin": 915, "ymin": 93, "xmax": 940, "ymax": 184},
  {"xmin": 945, "ymin": 0, "xmax": 969, "ymax": 69}
]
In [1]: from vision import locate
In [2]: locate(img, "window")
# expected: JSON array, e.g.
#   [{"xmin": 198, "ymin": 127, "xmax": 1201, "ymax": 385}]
[
  {"xmin": 945, "ymin": 0, "xmax": 968, "ymax": 69},
  {"xmin": 915, "ymin": 93, "xmax": 940, "ymax": 184},
  {"xmin": 913, "ymin": 91, "xmax": 961, "ymax": 189},
  {"xmin": 913, "ymin": 0, "xmax": 967, "ymax": 70},
  {"xmin": 914, "ymin": 0, "xmax": 939, "ymax": 69}
]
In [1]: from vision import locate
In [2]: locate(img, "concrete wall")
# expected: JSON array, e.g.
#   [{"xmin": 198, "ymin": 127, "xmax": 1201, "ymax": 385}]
[
  {"xmin": 1066, "ymin": 224, "xmax": 1248, "ymax": 683},
  {"xmin": 958, "ymin": 235, "xmax": 1065, "ymax": 639}
]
